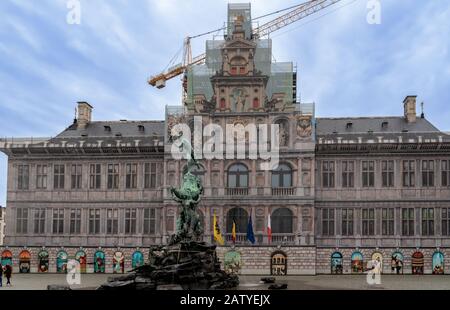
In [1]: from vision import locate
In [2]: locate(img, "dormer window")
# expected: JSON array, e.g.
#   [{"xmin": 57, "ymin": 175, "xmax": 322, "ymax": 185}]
[
  {"xmin": 115, "ymin": 133, "xmax": 122, "ymax": 137},
  {"xmin": 382, "ymin": 121, "xmax": 389, "ymax": 129},
  {"xmin": 104, "ymin": 125, "xmax": 111, "ymax": 132},
  {"xmin": 138, "ymin": 125, "xmax": 145, "ymax": 132},
  {"xmin": 346, "ymin": 122, "xmax": 353, "ymax": 130}
]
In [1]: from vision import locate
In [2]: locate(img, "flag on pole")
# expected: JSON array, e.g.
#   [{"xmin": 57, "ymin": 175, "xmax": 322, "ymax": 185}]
[
  {"xmin": 232, "ymin": 218, "xmax": 237, "ymax": 244},
  {"xmin": 213, "ymin": 212, "xmax": 224, "ymax": 246},
  {"xmin": 267, "ymin": 213, "xmax": 272, "ymax": 244},
  {"xmin": 247, "ymin": 215, "xmax": 255, "ymax": 244}
]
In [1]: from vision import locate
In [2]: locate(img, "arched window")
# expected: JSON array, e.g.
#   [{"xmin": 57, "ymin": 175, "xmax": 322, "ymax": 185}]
[
  {"xmin": 56, "ymin": 250, "xmax": 68, "ymax": 273},
  {"xmin": 38, "ymin": 250, "xmax": 49, "ymax": 273},
  {"xmin": 271, "ymin": 164, "xmax": 292, "ymax": 188},
  {"xmin": 371, "ymin": 252, "xmax": 383, "ymax": 273},
  {"xmin": 75, "ymin": 250, "xmax": 87, "ymax": 273},
  {"xmin": 230, "ymin": 56, "xmax": 246, "ymax": 76},
  {"xmin": 228, "ymin": 163, "xmax": 249, "ymax": 188},
  {"xmin": 132, "ymin": 251, "xmax": 144, "ymax": 269},
  {"xmin": 226, "ymin": 207, "xmax": 248, "ymax": 233},
  {"xmin": 271, "ymin": 208, "xmax": 293, "ymax": 233},
  {"xmin": 271, "ymin": 251, "xmax": 287, "ymax": 275},
  {"xmin": 391, "ymin": 251, "xmax": 404, "ymax": 274},
  {"xmin": 351, "ymin": 251, "xmax": 364, "ymax": 273},
  {"xmin": 113, "ymin": 251, "xmax": 125, "ymax": 274},
  {"xmin": 94, "ymin": 251, "xmax": 106, "ymax": 273},
  {"xmin": 19, "ymin": 250, "xmax": 31, "ymax": 273},
  {"xmin": 432, "ymin": 252, "xmax": 444, "ymax": 275},
  {"xmin": 331, "ymin": 252, "xmax": 343, "ymax": 274},
  {"xmin": 412, "ymin": 251, "xmax": 424, "ymax": 275}
]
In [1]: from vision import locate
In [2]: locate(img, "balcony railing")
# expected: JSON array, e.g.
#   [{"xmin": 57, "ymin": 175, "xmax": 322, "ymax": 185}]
[
  {"xmin": 271, "ymin": 233, "xmax": 296, "ymax": 245},
  {"xmin": 271, "ymin": 187, "xmax": 296, "ymax": 196},
  {"xmin": 225, "ymin": 187, "xmax": 249, "ymax": 196}
]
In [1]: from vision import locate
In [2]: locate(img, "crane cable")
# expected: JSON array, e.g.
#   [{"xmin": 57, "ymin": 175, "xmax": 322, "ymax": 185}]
[
  {"xmin": 271, "ymin": 0, "xmax": 359, "ymax": 39},
  {"xmin": 189, "ymin": 0, "xmax": 315, "ymax": 39}
]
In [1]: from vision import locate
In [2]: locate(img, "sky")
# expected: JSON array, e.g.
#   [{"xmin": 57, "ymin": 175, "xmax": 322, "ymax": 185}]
[{"xmin": 0, "ymin": 0, "xmax": 449, "ymax": 206}]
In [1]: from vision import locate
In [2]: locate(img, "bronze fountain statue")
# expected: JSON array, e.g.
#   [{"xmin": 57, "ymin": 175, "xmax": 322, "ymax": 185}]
[
  {"xmin": 96, "ymin": 134, "xmax": 238, "ymax": 290},
  {"xmin": 169, "ymin": 133, "xmax": 203, "ymax": 244}
]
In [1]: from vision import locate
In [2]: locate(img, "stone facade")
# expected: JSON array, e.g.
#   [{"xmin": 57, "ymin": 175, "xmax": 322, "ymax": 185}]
[
  {"xmin": 0, "ymin": 4, "xmax": 449, "ymax": 276},
  {"xmin": 0, "ymin": 207, "xmax": 5, "ymax": 245}
]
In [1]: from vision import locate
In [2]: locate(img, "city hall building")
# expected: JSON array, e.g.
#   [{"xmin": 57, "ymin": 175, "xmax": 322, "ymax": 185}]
[{"xmin": 1, "ymin": 4, "xmax": 449, "ymax": 275}]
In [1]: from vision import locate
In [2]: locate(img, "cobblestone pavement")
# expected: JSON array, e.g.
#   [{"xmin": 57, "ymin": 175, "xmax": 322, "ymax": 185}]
[{"xmin": 0, "ymin": 274, "xmax": 449, "ymax": 290}]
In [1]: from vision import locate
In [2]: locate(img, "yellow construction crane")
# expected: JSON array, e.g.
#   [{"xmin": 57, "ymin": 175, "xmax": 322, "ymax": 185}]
[{"xmin": 148, "ymin": 0, "xmax": 343, "ymax": 89}]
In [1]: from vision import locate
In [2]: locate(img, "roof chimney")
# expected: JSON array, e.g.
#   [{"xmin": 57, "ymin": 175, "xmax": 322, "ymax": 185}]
[
  {"xmin": 77, "ymin": 101, "xmax": 93, "ymax": 129},
  {"xmin": 403, "ymin": 96, "xmax": 417, "ymax": 123}
]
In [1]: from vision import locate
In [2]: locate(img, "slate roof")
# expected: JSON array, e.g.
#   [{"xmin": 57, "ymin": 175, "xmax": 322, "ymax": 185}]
[
  {"xmin": 316, "ymin": 116, "xmax": 440, "ymax": 136},
  {"xmin": 55, "ymin": 120, "xmax": 165, "ymax": 139}
]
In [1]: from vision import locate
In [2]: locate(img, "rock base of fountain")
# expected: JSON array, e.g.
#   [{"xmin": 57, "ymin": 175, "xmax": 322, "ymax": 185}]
[{"xmin": 98, "ymin": 240, "xmax": 238, "ymax": 290}]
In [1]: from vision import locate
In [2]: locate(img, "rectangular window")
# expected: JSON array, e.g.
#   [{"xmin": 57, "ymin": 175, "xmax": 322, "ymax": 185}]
[
  {"xmin": 16, "ymin": 208, "xmax": 28, "ymax": 234},
  {"xmin": 362, "ymin": 208, "xmax": 375, "ymax": 236},
  {"xmin": 382, "ymin": 160, "xmax": 394, "ymax": 187},
  {"xmin": 362, "ymin": 161, "xmax": 375, "ymax": 187},
  {"xmin": 53, "ymin": 164, "xmax": 65, "ymax": 189},
  {"xmin": 144, "ymin": 163, "xmax": 158, "ymax": 189},
  {"xmin": 421, "ymin": 160, "xmax": 435, "ymax": 187},
  {"xmin": 402, "ymin": 160, "xmax": 415, "ymax": 187},
  {"xmin": 125, "ymin": 163, "xmax": 138, "ymax": 189},
  {"xmin": 321, "ymin": 209, "xmax": 335, "ymax": 236},
  {"xmin": 422, "ymin": 208, "xmax": 434, "ymax": 236},
  {"xmin": 17, "ymin": 164, "xmax": 29, "ymax": 190},
  {"xmin": 342, "ymin": 161, "xmax": 354, "ymax": 188},
  {"xmin": 322, "ymin": 161, "xmax": 335, "ymax": 188},
  {"xmin": 107, "ymin": 164, "xmax": 119, "ymax": 189},
  {"xmin": 402, "ymin": 208, "xmax": 415, "ymax": 236},
  {"xmin": 125, "ymin": 209, "xmax": 137, "ymax": 234},
  {"xmin": 382, "ymin": 208, "xmax": 395, "ymax": 235},
  {"xmin": 230, "ymin": 66, "xmax": 237, "ymax": 75},
  {"xmin": 442, "ymin": 208, "xmax": 450, "ymax": 236},
  {"xmin": 144, "ymin": 208, "xmax": 156, "ymax": 234},
  {"xmin": 89, "ymin": 164, "xmax": 101, "ymax": 189},
  {"xmin": 442, "ymin": 160, "xmax": 450, "ymax": 187},
  {"xmin": 89, "ymin": 209, "xmax": 101, "ymax": 234},
  {"xmin": 70, "ymin": 209, "xmax": 81, "ymax": 234},
  {"xmin": 52, "ymin": 209, "xmax": 64, "ymax": 234},
  {"xmin": 107, "ymin": 209, "xmax": 119, "ymax": 234},
  {"xmin": 36, "ymin": 165, "xmax": 48, "ymax": 189},
  {"xmin": 33, "ymin": 208, "xmax": 46, "ymax": 234},
  {"xmin": 71, "ymin": 164, "xmax": 82, "ymax": 189},
  {"xmin": 341, "ymin": 208, "xmax": 354, "ymax": 236}
]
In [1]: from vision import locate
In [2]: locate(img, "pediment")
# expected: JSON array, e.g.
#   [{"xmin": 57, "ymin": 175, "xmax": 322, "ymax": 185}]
[{"xmin": 224, "ymin": 38, "xmax": 256, "ymax": 49}]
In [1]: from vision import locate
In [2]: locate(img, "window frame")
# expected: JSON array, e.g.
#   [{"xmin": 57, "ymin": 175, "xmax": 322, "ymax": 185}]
[
  {"xmin": 362, "ymin": 161, "xmax": 375, "ymax": 188},
  {"xmin": 381, "ymin": 160, "xmax": 394, "ymax": 187}
]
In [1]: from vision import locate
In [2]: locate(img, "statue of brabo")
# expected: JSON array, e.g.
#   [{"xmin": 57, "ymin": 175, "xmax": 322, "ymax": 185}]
[{"xmin": 169, "ymin": 132, "xmax": 203, "ymax": 244}]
